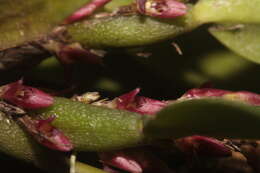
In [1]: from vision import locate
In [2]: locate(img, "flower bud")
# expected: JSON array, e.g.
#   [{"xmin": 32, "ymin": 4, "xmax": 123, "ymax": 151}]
[
  {"xmin": 136, "ymin": 0, "xmax": 187, "ymax": 18},
  {"xmin": 1, "ymin": 80, "xmax": 54, "ymax": 109},
  {"xmin": 116, "ymin": 88, "xmax": 167, "ymax": 115}
]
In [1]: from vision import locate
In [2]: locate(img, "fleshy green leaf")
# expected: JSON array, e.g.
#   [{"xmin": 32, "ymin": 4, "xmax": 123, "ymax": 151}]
[
  {"xmin": 193, "ymin": 0, "xmax": 260, "ymax": 24},
  {"xmin": 144, "ymin": 98, "xmax": 260, "ymax": 139},
  {"xmin": 0, "ymin": 0, "xmax": 90, "ymax": 50},
  {"xmin": 210, "ymin": 24, "xmax": 260, "ymax": 64},
  {"xmin": 67, "ymin": 9, "xmax": 198, "ymax": 48},
  {"xmin": 33, "ymin": 97, "xmax": 144, "ymax": 151}
]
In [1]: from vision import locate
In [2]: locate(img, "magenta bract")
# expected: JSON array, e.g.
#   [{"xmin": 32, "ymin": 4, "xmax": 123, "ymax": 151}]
[
  {"xmin": 116, "ymin": 88, "xmax": 167, "ymax": 115},
  {"xmin": 100, "ymin": 150, "xmax": 173, "ymax": 173},
  {"xmin": 64, "ymin": 0, "xmax": 111, "ymax": 24},
  {"xmin": 175, "ymin": 135, "xmax": 231, "ymax": 157},
  {"xmin": 19, "ymin": 116, "xmax": 73, "ymax": 152},
  {"xmin": 136, "ymin": 0, "xmax": 187, "ymax": 18},
  {"xmin": 103, "ymin": 165, "xmax": 121, "ymax": 173},
  {"xmin": 223, "ymin": 91, "xmax": 260, "ymax": 106},
  {"xmin": 180, "ymin": 88, "xmax": 260, "ymax": 106},
  {"xmin": 181, "ymin": 88, "xmax": 230, "ymax": 99},
  {"xmin": 100, "ymin": 152, "xmax": 143, "ymax": 173},
  {"xmin": 1, "ymin": 80, "xmax": 54, "ymax": 109}
]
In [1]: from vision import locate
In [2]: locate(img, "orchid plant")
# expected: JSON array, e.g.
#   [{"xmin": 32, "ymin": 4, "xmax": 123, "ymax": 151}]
[{"xmin": 0, "ymin": 0, "xmax": 260, "ymax": 173}]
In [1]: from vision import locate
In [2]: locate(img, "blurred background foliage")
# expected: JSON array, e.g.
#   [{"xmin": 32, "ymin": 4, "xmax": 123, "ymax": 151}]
[{"xmin": 23, "ymin": 26, "xmax": 260, "ymax": 99}]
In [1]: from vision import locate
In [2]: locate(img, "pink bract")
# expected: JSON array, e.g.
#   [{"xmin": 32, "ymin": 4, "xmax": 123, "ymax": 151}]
[
  {"xmin": 116, "ymin": 88, "xmax": 167, "ymax": 115},
  {"xmin": 180, "ymin": 88, "xmax": 260, "ymax": 106},
  {"xmin": 64, "ymin": 0, "xmax": 111, "ymax": 24},
  {"xmin": 100, "ymin": 149, "xmax": 173, "ymax": 173},
  {"xmin": 19, "ymin": 116, "xmax": 73, "ymax": 152}
]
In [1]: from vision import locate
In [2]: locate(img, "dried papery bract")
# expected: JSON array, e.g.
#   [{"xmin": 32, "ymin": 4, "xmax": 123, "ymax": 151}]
[
  {"xmin": 0, "ymin": 80, "xmax": 54, "ymax": 109},
  {"xmin": 19, "ymin": 115, "xmax": 73, "ymax": 152},
  {"xmin": 116, "ymin": 88, "xmax": 168, "ymax": 115},
  {"xmin": 136, "ymin": 0, "xmax": 187, "ymax": 18},
  {"xmin": 64, "ymin": 0, "xmax": 112, "ymax": 24}
]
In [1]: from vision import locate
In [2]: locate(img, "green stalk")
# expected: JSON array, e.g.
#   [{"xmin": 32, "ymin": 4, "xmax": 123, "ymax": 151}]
[{"xmin": 75, "ymin": 161, "xmax": 107, "ymax": 173}]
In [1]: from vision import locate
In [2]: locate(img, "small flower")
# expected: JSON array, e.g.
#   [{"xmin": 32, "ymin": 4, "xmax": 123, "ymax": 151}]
[
  {"xmin": 19, "ymin": 115, "xmax": 73, "ymax": 152},
  {"xmin": 0, "ymin": 80, "xmax": 54, "ymax": 109},
  {"xmin": 116, "ymin": 88, "xmax": 168, "ymax": 115},
  {"xmin": 136, "ymin": 0, "xmax": 187, "ymax": 18},
  {"xmin": 64, "ymin": 0, "xmax": 112, "ymax": 24},
  {"xmin": 175, "ymin": 135, "xmax": 232, "ymax": 157}
]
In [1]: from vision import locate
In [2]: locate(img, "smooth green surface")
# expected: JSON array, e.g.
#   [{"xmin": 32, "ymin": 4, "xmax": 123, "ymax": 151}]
[
  {"xmin": 0, "ymin": 0, "xmax": 90, "ymax": 50},
  {"xmin": 210, "ymin": 24, "xmax": 260, "ymax": 64},
  {"xmin": 198, "ymin": 50, "xmax": 252, "ymax": 80},
  {"xmin": 193, "ymin": 0, "xmax": 260, "ymax": 24},
  {"xmin": 145, "ymin": 98, "xmax": 260, "ymax": 139},
  {"xmin": 68, "ymin": 10, "xmax": 198, "ymax": 48},
  {"xmin": 34, "ymin": 97, "xmax": 143, "ymax": 151}
]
